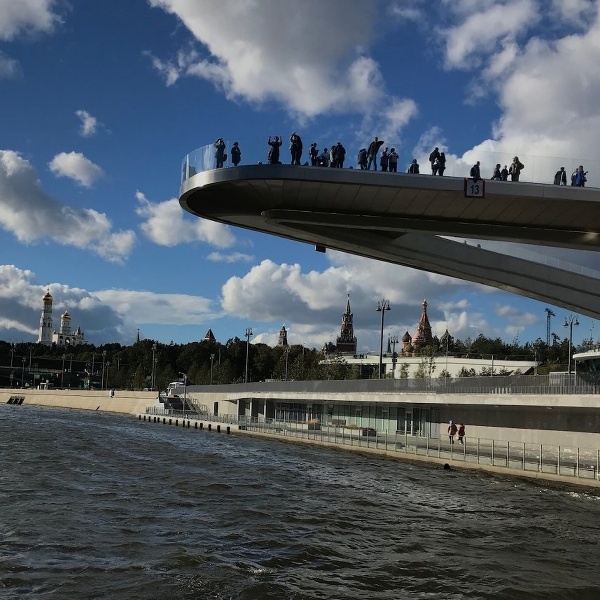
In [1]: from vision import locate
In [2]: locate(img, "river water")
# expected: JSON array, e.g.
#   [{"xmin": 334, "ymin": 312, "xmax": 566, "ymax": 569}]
[{"xmin": 1, "ymin": 405, "xmax": 600, "ymax": 600}]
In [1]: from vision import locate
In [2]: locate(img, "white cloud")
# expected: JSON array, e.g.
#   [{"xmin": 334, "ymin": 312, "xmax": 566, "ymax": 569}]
[
  {"xmin": 75, "ymin": 109, "xmax": 99, "ymax": 137},
  {"xmin": 147, "ymin": 0, "xmax": 417, "ymax": 137},
  {"xmin": 95, "ymin": 288, "xmax": 217, "ymax": 325},
  {"xmin": 220, "ymin": 253, "xmax": 496, "ymax": 349},
  {"xmin": 48, "ymin": 151, "xmax": 104, "ymax": 187},
  {"xmin": 0, "ymin": 0, "xmax": 62, "ymax": 41},
  {"xmin": 207, "ymin": 251, "xmax": 254, "ymax": 263},
  {"xmin": 0, "ymin": 150, "xmax": 135, "ymax": 263},
  {"xmin": 135, "ymin": 191, "xmax": 236, "ymax": 248},
  {"xmin": 0, "ymin": 51, "xmax": 19, "ymax": 78}
]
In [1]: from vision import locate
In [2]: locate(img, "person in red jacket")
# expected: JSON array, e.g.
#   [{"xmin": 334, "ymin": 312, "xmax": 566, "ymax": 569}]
[
  {"xmin": 457, "ymin": 423, "xmax": 466, "ymax": 444},
  {"xmin": 448, "ymin": 420, "xmax": 458, "ymax": 444}
]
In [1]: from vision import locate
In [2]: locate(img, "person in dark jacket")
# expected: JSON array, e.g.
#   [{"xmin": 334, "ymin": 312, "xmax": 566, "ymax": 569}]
[
  {"xmin": 230, "ymin": 141, "xmax": 241, "ymax": 167},
  {"xmin": 408, "ymin": 158, "xmax": 420, "ymax": 174},
  {"xmin": 214, "ymin": 137, "xmax": 226, "ymax": 168},
  {"xmin": 437, "ymin": 152, "xmax": 446, "ymax": 176},
  {"xmin": 491, "ymin": 163, "xmax": 502, "ymax": 180},
  {"xmin": 367, "ymin": 136, "xmax": 382, "ymax": 170},
  {"xmin": 388, "ymin": 148, "xmax": 399, "ymax": 172},
  {"xmin": 358, "ymin": 148, "xmax": 368, "ymax": 170},
  {"xmin": 267, "ymin": 136, "xmax": 282, "ymax": 164},
  {"xmin": 573, "ymin": 165, "xmax": 587, "ymax": 187},
  {"xmin": 429, "ymin": 147, "xmax": 440, "ymax": 174},
  {"xmin": 509, "ymin": 156, "xmax": 524, "ymax": 181},
  {"xmin": 553, "ymin": 167, "xmax": 567, "ymax": 185},
  {"xmin": 470, "ymin": 161, "xmax": 481, "ymax": 180},
  {"xmin": 380, "ymin": 147, "xmax": 389, "ymax": 172},
  {"xmin": 290, "ymin": 132, "xmax": 303, "ymax": 165},
  {"xmin": 309, "ymin": 143, "xmax": 319, "ymax": 166}
]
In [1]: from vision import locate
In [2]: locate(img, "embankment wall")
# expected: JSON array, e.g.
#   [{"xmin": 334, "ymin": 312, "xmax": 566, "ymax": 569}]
[{"xmin": 1, "ymin": 389, "xmax": 157, "ymax": 415}]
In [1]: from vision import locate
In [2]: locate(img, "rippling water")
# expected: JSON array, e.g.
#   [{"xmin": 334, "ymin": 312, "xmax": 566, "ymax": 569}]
[{"xmin": 2, "ymin": 404, "xmax": 600, "ymax": 599}]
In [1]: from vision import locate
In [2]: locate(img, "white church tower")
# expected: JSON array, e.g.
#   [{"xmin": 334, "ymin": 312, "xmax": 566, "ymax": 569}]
[{"xmin": 37, "ymin": 290, "xmax": 54, "ymax": 346}]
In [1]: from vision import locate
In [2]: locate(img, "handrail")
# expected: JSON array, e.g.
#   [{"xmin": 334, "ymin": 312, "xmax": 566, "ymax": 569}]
[{"xmin": 181, "ymin": 138, "xmax": 599, "ymax": 189}]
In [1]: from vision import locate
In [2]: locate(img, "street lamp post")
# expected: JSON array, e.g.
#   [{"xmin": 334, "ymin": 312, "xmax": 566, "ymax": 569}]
[
  {"xmin": 245, "ymin": 328, "xmax": 253, "ymax": 383},
  {"xmin": 21, "ymin": 357, "xmax": 25, "ymax": 387},
  {"xmin": 10, "ymin": 343, "xmax": 15, "ymax": 369},
  {"xmin": 179, "ymin": 372, "xmax": 187, "ymax": 416},
  {"xmin": 389, "ymin": 335, "xmax": 399, "ymax": 377},
  {"xmin": 101, "ymin": 350, "xmax": 107, "ymax": 391},
  {"xmin": 151, "ymin": 343, "xmax": 157, "ymax": 391},
  {"xmin": 210, "ymin": 353, "xmax": 215, "ymax": 385},
  {"xmin": 564, "ymin": 315, "xmax": 579, "ymax": 378},
  {"xmin": 61, "ymin": 353, "xmax": 66, "ymax": 388},
  {"xmin": 376, "ymin": 300, "xmax": 390, "ymax": 379},
  {"xmin": 284, "ymin": 346, "xmax": 290, "ymax": 381}
]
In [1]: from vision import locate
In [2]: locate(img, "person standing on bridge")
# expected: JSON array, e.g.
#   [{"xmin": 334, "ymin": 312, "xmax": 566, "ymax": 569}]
[
  {"xmin": 230, "ymin": 141, "xmax": 241, "ymax": 167},
  {"xmin": 437, "ymin": 152, "xmax": 446, "ymax": 176},
  {"xmin": 470, "ymin": 161, "xmax": 481, "ymax": 180},
  {"xmin": 367, "ymin": 136, "xmax": 383, "ymax": 170},
  {"xmin": 554, "ymin": 167, "xmax": 567, "ymax": 185},
  {"xmin": 408, "ymin": 158, "xmax": 420, "ymax": 174},
  {"xmin": 429, "ymin": 147, "xmax": 440, "ymax": 174},
  {"xmin": 501, "ymin": 165, "xmax": 509, "ymax": 181},
  {"xmin": 509, "ymin": 156, "xmax": 524, "ymax": 181},
  {"xmin": 214, "ymin": 138, "xmax": 226, "ymax": 168},
  {"xmin": 267, "ymin": 136, "xmax": 282, "ymax": 164},
  {"xmin": 290, "ymin": 132, "xmax": 303, "ymax": 165},
  {"xmin": 388, "ymin": 148, "xmax": 399, "ymax": 172},
  {"xmin": 573, "ymin": 165, "xmax": 587, "ymax": 187},
  {"xmin": 457, "ymin": 423, "xmax": 465, "ymax": 444}
]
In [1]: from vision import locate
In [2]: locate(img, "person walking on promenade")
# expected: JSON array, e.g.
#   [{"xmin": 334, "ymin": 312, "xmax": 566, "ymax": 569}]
[
  {"xmin": 448, "ymin": 420, "xmax": 458, "ymax": 444},
  {"xmin": 429, "ymin": 147, "xmax": 440, "ymax": 174},
  {"xmin": 335, "ymin": 142, "xmax": 346, "ymax": 168},
  {"xmin": 267, "ymin": 136, "xmax": 282, "ymax": 164},
  {"xmin": 408, "ymin": 158, "xmax": 420, "ymax": 174},
  {"xmin": 491, "ymin": 164, "xmax": 502, "ymax": 180},
  {"xmin": 501, "ymin": 165, "xmax": 509, "ymax": 181},
  {"xmin": 230, "ymin": 141, "xmax": 241, "ymax": 167},
  {"xmin": 470, "ymin": 161, "xmax": 481, "ymax": 180},
  {"xmin": 367, "ymin": 136, "xmax": 383, "ymax": 170},
  {"xmin": 319, "ymin": 147, "xmax": 330, "ymax": 167},
  {"xmin": 554, "ymin": 166, "xmax": 567, "ymax": 185},
  {"xmin": 509, "ymin": 156, "xmax": 524, "ymax": 181},
  {"xmin": 214, "ymin": 137, "xmax": 226, "ymax": 168},
  {"xmin": 388, "ymin": 148, "xmax": 399, "ymax": 172},
  {"xmin": 437, "ymin": 152, "xmax": 446, "ymax": 176},
  {"xmin": 457, "ymin": 423, "xmax": 465, "ymax": 444}
]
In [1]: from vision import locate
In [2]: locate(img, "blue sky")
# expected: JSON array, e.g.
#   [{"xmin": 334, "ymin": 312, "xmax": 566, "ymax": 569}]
[{"xmin": 1, "ymin": 0, "xmax": 599, "ymax": 350}]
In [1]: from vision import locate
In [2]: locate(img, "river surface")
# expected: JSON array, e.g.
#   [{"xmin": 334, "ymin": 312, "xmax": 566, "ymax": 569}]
[{"xmin": 1, "ymin": 404, "xmax": 600, "ymax": 599}]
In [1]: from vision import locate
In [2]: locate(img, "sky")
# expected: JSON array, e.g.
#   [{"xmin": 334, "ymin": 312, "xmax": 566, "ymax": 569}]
[{"xmin": 1, "ymin": 0, "xmax": 600, "ymax": 352}]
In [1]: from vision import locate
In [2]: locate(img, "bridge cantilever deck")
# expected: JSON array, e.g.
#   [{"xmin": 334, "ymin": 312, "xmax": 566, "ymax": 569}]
[{"xmin": 179, "ymin": 164, "xmax": 600, "ymax": 318}]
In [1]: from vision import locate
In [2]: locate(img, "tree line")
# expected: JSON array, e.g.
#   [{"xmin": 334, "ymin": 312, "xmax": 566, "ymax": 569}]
[{"xmin": 0, "ymin": 332, "xmax": 591, "ymax": 390}]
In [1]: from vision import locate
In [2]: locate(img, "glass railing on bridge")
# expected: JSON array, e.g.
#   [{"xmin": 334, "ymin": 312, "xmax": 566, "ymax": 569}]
[{"xmin": 181, "ymin": 136, "xmax": 600, "ymax": 189}]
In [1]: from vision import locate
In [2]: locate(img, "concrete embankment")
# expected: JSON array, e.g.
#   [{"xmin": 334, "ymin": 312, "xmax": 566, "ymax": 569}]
[{"xmin": 1, "ymin": 388, "xmax": 157, "ymax": 415}]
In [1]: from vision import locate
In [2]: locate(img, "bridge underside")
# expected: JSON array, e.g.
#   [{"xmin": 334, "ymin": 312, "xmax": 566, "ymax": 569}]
[{"xmin": 180, "ymin": 165, "xmax": 600, "ymax": 319}]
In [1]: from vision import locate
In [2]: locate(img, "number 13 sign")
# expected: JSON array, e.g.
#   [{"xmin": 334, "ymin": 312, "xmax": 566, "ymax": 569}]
[{"xmin": 464, "ymin": 178, "xmax": 485, "ymax": 198}]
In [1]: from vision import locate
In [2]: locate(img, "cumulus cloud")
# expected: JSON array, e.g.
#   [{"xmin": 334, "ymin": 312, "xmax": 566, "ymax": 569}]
[
  {"xmin": 0, "ymin": 150, "xmax": 135, "ymax": 263},
  {"xmin": 75, "ymin": 109, "xmax": 99, "ymax": 137},
  {"xmin": 135, "ymin": 190, "xmax": 236, "ymax": 248},
  {"xmin": 147, "ymin": 0, "xmax": 417, "ymax": 136},
  {"xmin": 48, "ymin": 151, "xmax": 104, "ymax": 187},
  {"xmin": 0, "ymin": 266, "xmax": 130, "ymax": 343},
  {"xmin": 0, "ymin": 0, "xmax": 62, "ymax": 41},
  {"xmin": 220, "ymin": 253, "xmax": 500, "ymax": 349}
]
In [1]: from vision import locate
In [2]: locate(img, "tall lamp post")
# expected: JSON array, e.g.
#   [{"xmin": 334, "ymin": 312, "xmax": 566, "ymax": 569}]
[
  {"xmin": 376, "ymin": 299, "xmax": 391, "ymax": 379},
  {"xmin": 61, "ymin": 353, "xmax": 66, "ymax": 388},
  {"xmin": 564, "ymin": 315, "xmax": 579, "ymax": 377},
  {"xmin": 151, "ymin": 343, "xmax": 157, "ymax": 391},
  {"xmin": 10, "ymin": 343, "xmax": 15, "ymax": 369},
  {"xmin": 179, "ymin": 372, "xmax": 187, "ymax": 416},
  {"xmin": 284, "ymin": 346, "xmax": 290, "ymax": 381},
  {"xmin": 210, "ymin": 353, "xmax": 215, "ymax": 385},
  {"xmin": 101, "ymin": 350, "xmax": 107, "ymax": 391},
  {"xmin": 389, "ymin": 335, "xmax": 399, "ymax": 377},
  {"xmin": 245, "ymin": 328, "xmax": 253, "ymax": 383},
  {"xmin": 21, "ymin": 357, "xmax": 26, "ymax": 387}
]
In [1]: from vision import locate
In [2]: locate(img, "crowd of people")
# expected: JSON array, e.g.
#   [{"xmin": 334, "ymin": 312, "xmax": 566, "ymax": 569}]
[{"xmin": 210, "ymin": 137, "xmax": 589, "ymax": 186}]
